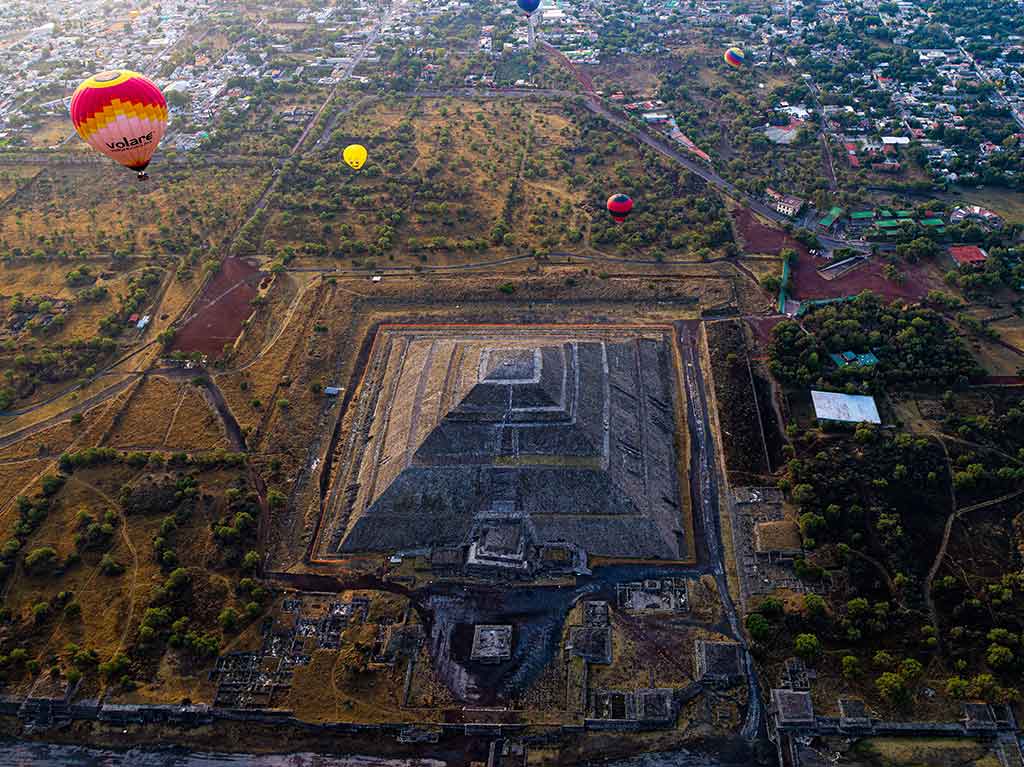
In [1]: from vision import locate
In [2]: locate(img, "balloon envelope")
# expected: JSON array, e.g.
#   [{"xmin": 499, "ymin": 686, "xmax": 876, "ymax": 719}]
[
  {"xmin": 724, "ymin": 47, "xmax": 745, "ymax": 68},
  {"xmin": 343, "ymin": 143, "xmax": 368, "ymax": 170},
  {"xmin": 70, "ymin": 70, "xmax": 167, "ymax": 173},
  {"xmin": 606, "ymin": 193, "xmax": 633, "ymax": 223},
  {"xmin": 518, "ymin": 0, "xmax": 540, "ymax": 14}
]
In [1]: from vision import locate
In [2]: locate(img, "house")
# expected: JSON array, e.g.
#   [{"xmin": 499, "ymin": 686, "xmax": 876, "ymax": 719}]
[
  {"xmin": 949, "ymin": 245, "xmax": 988, "ymax": 267},
  {"xmin": 848, "ymin": 210, "xmax": 876, "ymax": 229},
  {"xmin": 641, "ymin": 112, "xmax": 671, "ymax": 124},
  {"xmin": 765, "ymin": 188, "xmax": 806, "ymax": 217}
]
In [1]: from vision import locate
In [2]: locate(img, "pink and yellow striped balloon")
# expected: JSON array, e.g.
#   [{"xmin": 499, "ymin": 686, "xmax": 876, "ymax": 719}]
[{"xmin": 70, "ymin": 70, "xmax": 168, "ymax": 176}]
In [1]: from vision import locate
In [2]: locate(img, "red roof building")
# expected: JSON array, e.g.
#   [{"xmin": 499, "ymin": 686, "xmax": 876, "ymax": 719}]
[{"xmin": 949, "ymin": 245, "xmax": 988, "ymax": 266}]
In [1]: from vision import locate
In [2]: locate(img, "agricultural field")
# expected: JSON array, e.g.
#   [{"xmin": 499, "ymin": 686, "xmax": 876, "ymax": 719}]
[{"xmin": 250, "ymin": 97, "xmax": 734, "ymax": 267}]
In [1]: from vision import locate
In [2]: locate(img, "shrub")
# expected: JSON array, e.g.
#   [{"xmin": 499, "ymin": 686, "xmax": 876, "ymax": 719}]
[
  {"xmin": 841, "ymin": 655, "xmax": 859, "ymax": 680},
  {"xmin": 218, "ymin": 607, "xmax": 239, "ymax": 632},
  {"xmin": 98, "ymin": 555, "xmax": 125, "ymax": 576},
  {"xmin": 24, "ymin": 547, "xmax": 59, "ymax": 575}
]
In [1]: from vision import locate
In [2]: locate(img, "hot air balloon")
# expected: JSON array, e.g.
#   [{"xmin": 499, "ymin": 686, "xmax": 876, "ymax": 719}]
[
  {"xmin": 724, "ymin": 47, "xmax": 745, "ymax": 68},
  {"xmin": 517, "ymin": 0, "xmax": 540, "ymax": 15},
  {"xmin": 606, "ymin": 193, "xmax": 633, "ymax": 224},
  {"xmin": 343, "ymin": 143, "xmax": 368, "ymax": 170},
  {"xmin": 70, "ymin": 70, "xmax": 167, "ymax": 180}
]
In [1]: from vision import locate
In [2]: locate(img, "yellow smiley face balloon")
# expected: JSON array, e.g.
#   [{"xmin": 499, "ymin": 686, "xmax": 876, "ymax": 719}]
[{"xmin": 343, "ymin": 143, "xmax": 368, "ymax": 170}]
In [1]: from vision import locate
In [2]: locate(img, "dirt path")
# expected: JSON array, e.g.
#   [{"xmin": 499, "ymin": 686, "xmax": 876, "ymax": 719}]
[
  {"xmin": 846, "ymin": 547, "xmax": 904, "ymax": 608},
  {"xmin": 924, "ymin": 434, "xmax": 957, "ymax": 647},
  {"xmin": 162, "ymin": 386, "xmax": 188, "ymax": 448},
  {"xmin": 216, "ymin": 274, "xmax": 319, "ymax": 376},
  {"xmin": 0, "ymin": 381, "xmax": 137, "ymax": 527}
]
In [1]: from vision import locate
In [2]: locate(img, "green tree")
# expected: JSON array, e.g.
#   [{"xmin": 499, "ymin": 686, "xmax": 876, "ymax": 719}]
[
  {"xmin": 876, "ymin": 671, "xmax": 909, "ymax": 706},
  {"xmin": 746, "ymin": 613, "xmax": 771, "ymax": 642},
  {"xmin": 841, "ymin": 655, "xmax": 860, "ymax": 680},
  {"xmin": 794, "ymin": 633, "xmax": 821, "ymax": 662},
  {"xmin": 24, "ymin": 547, "xmax": 59, "ymax": 575}
]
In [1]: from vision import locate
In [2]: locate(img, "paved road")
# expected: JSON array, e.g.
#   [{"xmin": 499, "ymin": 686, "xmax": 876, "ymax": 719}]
[{"xmin": 680, "ymin": 324, "xmax": 762, "ymax": 741}]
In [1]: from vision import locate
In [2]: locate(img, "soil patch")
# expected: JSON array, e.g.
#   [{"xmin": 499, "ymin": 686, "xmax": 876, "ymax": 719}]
[
  {"xmin": 731, "ymin": 207, "xmax": 807, "ymax": 256},
  {"xmin": 789, "ymin": 254, "xmax": 934, "ymax": 303},
  {"xmin": 172, "ymin": 258, "xmax": 264, "ymax": 359}
]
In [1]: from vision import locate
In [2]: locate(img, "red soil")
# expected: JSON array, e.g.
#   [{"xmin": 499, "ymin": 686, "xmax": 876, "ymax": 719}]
[
  {"xmin": 789, "ymin": 254, "xmax": 936, "ymax": 303},
  {"xmin": 172, "ymin": 257, "xmax": 263, "ymax": 358},
  {"xmin": 732, "ymin": 207, "xmax": 940, "ymax": 303},
  {"xmin": 732, "ymin": 208, "xmax": 808, "ymax": 256},
  {"xmin": 745, "ymin": 316, "xmax": 786, "ymax": 355}
]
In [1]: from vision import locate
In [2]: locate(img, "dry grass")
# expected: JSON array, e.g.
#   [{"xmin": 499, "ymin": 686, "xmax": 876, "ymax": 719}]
[
  {"xmin": 2, "ymin": 468, "xmax": 140, "ymax": 668},
  {"xmin": 287, "ymin": 625, "xmax": 411, "ymax": 723},
  {"xmin": 104, "ymin": 377, "xmax": 180, "ymax": 449},
  {"xmin": 0, "ymin": 165, "xmax": 41, "ymax": 205},
  {"xmin": 216, "ymin": 280, "xmax": 320, "ymax": 436},
  {"xmin": 989, "ymin": 318, "xmax": 1024, "ymax": 353},
  {"xmin": 25, "ymin": 118, "xmax": 70, "ymax": 149},
  {"xmin": 964, "ymin": 333, "xmax": 1024, "ymax": 377},
  {"xmin": 0, "ymin": 459, "xmax": 48, "ymax": 512},
  {"xmin": 739, "ymin": 256, "xmax": 782, "ymax": 282},
  {"xmin": 262, "ymin": 97, "xmax": 698, "ymax": 266},
  {"xmin": 853, "ymin": 737, "xmax": 1002, "ymax": 766},
  {"xmin": 0, "ymin": 164, "xmax": 270, "ymax": 255},
  {"xmin": 164, "ymin": 385, "xmax": 230, "ymax": 451},
  {"xmin": 950, "ymin": 186, "xmax": 1024, "ymax": 223},
  {"xmin": 0, "ymin": 465, "xmax": 259, "ymax": 701}
]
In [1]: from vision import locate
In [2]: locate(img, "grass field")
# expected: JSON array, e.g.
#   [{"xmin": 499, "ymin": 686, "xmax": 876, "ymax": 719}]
[
  {"xmin": 0, "ymin": 163, "xmax": 271, "ymax": 255},
  {"xmin": 851, "ymin": 737, "xmax": 1002, "ymax": 767},
  {"xmin": 0, "ymin": 462, "xmax": 259, "ymax": 702}
]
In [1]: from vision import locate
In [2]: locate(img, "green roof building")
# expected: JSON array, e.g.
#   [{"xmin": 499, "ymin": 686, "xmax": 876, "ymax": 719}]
[
  {"xmin": 850, "ymin": 210, "xmax": 876, "ymax": 221},
  {"xmin": 876, "ymin": 219, "xmax": 900, "ymax": 228},
  {"xmin": 819, "ymin": 206, "xmax": 844, "ymax": 228},
  {"xmin": 920, "ymin": 218, "xmax": 945, "ymax": 227},
  {"xmin": 895, "ymin": 210, "xmax": 915, "ymax": 219}
]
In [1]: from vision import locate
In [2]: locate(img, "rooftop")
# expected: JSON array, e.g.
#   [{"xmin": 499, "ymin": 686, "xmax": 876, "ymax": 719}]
[
  {"xmin": 811, "ymin": 390, "xmax": 881, "ymax": 425},
  {"xmin": 772, "ymin": 689, "xmax": 815, "ymax": 726},
  {"xmin": 695, "ymin": 640, "xmax": 743, "ymax": 682},
  {"xmin": 950, "ymin": 245, "xmax": 988, "ymax": 266}
]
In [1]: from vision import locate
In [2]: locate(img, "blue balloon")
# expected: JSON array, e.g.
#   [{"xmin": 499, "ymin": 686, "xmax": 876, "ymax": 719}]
[{"xmin": 518, "ymin": 0, "xmax": 540, "ymax": 13}]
